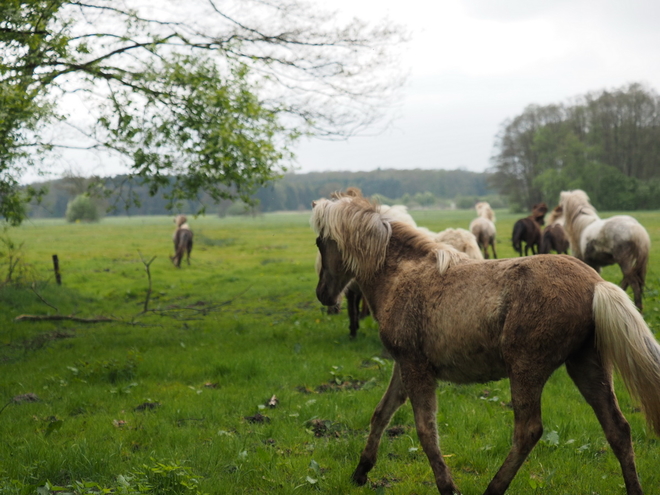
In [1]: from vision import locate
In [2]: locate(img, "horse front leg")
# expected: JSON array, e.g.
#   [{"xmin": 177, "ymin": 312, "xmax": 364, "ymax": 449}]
[
  {"xmin": 352, "ymin": 362, "xmax": 408, "ymax": 486},
  {"xmin": 346, "ymin": 285, "xmax": 361, "ymax": 338},
  {"xmin": 401, "ymin": 365, "xmax": 460, "ymax": 495}
]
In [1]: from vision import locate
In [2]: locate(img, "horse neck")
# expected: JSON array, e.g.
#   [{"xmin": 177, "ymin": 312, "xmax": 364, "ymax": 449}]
[
  {"xmin": 353, "ymin": 234, "xmax": 434, "ymax": 320},
  {"xmin": 564, "ymin": 208, "xmax": 598, "ymax": 256}
]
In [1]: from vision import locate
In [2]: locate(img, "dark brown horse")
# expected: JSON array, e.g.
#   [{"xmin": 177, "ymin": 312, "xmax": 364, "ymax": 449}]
[
  {"xmin": 511, "ymin": 203, "xmax": 548, "ymax": 256},
  {"xmin": 312, "ymin": 194, "xmax": 660, "ymax": 495},
  {"xmin": 171, "ymin": 214, "xmax": 193, "ymax": 267},
  {"xmin": 540, "ymin": 206, "xmax": 569, "ymax": 254}
]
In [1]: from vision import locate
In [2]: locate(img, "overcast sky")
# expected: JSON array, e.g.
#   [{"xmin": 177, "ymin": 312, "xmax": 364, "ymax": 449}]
[{"xmin": 293, "ymin": 0, "xmax": 660, "ymax": 175}]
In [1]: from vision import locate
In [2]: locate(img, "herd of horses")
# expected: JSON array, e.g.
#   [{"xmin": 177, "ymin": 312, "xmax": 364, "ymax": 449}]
[{"xmin": 312, "ymin": 188, "xmax": 656, "ymax": 495}]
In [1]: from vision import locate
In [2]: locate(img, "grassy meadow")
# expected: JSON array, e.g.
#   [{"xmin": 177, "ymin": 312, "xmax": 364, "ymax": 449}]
[{"xmin": 1, "ymin": 208, "xmax": 660, "ymax": 494}]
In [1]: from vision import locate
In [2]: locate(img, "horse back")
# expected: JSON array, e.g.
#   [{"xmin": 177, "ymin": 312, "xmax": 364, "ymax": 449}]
[
  {"xmin": 375, "ymin": 255, "xmax": 600, "ymax": 384},
  {"xmin": 581, "ymin": 216, "xmax": 649, "ymax": 265}
]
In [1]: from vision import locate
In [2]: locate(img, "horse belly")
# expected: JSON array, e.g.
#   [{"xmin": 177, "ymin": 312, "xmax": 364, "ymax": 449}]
[{"xmin": 423, "ymin": 325, "xmax": 508, "ymax": 384}]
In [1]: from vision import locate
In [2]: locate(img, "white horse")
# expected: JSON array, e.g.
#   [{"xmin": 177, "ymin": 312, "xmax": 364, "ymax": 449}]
[
  {"xmin": 469, "ymin": 201, "xmax": 497, "ymax": 259},
  {"xmin": 559, "ymin": 190, "xmax": 650, "ymax": 310},
  {"xmin": 431, "ymin": 228, "xmax": 483, "ymax": 260}
]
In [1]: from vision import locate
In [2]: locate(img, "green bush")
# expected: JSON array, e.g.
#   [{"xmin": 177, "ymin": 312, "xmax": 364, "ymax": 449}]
[{"xmin": 65, "ymin": 194, "xmax": 99, "ymax": 223}]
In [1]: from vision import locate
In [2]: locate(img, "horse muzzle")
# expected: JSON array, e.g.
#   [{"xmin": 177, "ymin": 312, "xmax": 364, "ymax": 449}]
[{"xmin": 316, "ymin": 282, "xmax": 340, "ymax": 307}]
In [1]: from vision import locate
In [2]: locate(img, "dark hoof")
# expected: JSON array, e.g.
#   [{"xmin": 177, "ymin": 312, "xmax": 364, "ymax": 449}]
[{"xmin": 351, "ymin": 470, "xmax": 368, "ymax": 486}]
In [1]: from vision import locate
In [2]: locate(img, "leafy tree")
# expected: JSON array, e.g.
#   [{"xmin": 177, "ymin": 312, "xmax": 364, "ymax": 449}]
[
  {"xmin": 489, "ymin": 104, "xmax": 565, "ymax": 211},
  {"xmin": 0, "ymin": 0, "xmax": 407, "ymax": 224},
  {"xmin": 413, "ymin": 191, "xmax": 435, "ymax": 207},
  {"xmin": 491, "ymin": 83, "xmax": 660, "ymax": 210},
  {"xmin": 65, "ymin": 194, "xmax": 99, "ymax": 222}
]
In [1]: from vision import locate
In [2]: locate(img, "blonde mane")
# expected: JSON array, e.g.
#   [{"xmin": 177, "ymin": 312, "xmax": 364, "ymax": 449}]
[
  {"xmin": 311, "ymin": 196, "xmax": 464, "ymax": 279},
  {"xmin": 475, "ymin": 201, "xmax": 495, "ymax": 222},
  {"xmin": 174, "ymin": 214, "xmax": 189, "ymax": 229},
  {"xmin": 546, "ymin": 206, "xmax": 565, "ymax": 226},
  {"xmin": 433, "ymin": 228, "xmax": 483, "ymax": 260},
  {"xmin": 559, "ymin": 190, "xmax": 599, "ymax": 258}
]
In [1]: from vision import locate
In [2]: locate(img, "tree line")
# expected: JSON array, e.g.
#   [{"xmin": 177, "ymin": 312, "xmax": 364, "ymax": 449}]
[
  {"xmin": 27, "ymin": 169, "xmax": 496, "ymax": 219},
  {"xmin": 490, "ymin": 82, "xmax": 660, "ymax": 211}
]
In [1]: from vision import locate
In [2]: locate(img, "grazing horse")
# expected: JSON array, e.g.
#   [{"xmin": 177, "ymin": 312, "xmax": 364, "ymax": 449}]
[
  {"xmin": 511, "ymin": 203, "xmax": 548, "ymax": 256},
  {"xmin": 171, "ymin": 214, "xmax": 193, "ymax": 267},
  {"xmin": 559, "ymin": 190, "xmax": 650, "ymax": 311},
  {"xmin": 312, "ymin": 194, "xmax": 660, "ymax": 495},
  {"xmin": 469, "ymin": 201, "xmax": 497, "ymax": 259},
  {"xmin": 540, "ymin": 205, "xmax": 569, "ymax": 254}
]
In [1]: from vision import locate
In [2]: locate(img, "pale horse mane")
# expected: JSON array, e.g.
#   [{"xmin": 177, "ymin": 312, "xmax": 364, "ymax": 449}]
[
  {"xmin": 174, "ymin": 214, "xmax": 190, "ymax": 228},
  {"xmin": 173, "ymin": 214, "xmax": 190, "ymax": 240},
  {"xmin": 313, "ymin": 195, "xmax": 418, "ymax": 276},
  {"xmin": 558, "ymin": 190, "xmax": 600, "ymax": 259},
  {"xmin": 433, "ymin": 228, "xmax": 483, "ymax": 260},
  {"xmin": 546, "ymin": 205, "xmax": 565, "ymax": 227},
  {"xmin": 475, "ymin": 201, "xmax": 495, "ymax": 222},
  {"xmin": 311, "ymin": 196, "xmax": 466, "ymax": 280}
]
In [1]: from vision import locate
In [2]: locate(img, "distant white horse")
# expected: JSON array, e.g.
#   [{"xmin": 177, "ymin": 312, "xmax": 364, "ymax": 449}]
[
  {"xmin": 431, "ymin": 228, "xmax": 483, "ymax": 260},
  {"xmin": 559, "ymin": 190, "xmax": 650, "ymax": 310},
  {"xmin": 469, "ymin": 201, "xmax": 497, "ymax": 259},
  {"xmin": 171, "ymin": 214, "xmax": 193, "ymax": 267}
]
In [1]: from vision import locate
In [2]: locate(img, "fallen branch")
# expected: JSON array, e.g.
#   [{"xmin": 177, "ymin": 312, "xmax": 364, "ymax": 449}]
[{"xmin": 140, "ymin": 285, "xmax": 252, "ymax": 319}]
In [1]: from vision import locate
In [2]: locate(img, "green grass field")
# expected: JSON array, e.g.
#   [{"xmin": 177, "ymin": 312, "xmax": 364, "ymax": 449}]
[{"xmin": 1, "ymin": 209, "xmax": 660, "ymax": 494}]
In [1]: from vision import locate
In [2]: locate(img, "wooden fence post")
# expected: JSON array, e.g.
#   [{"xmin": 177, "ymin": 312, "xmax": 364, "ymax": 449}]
[{"xmin": 52, "ymin": 254, "xmax": 62, "ymax": 285}]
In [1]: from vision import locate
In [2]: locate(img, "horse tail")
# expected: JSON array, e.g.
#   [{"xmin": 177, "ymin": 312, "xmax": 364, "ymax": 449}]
[
  {"xmin": 622, "ymin": 230, "xmax": 650, "ymax": 293},
  {"xmin": 511, "ymin": 220, "xmax": 523, "ymax": 254},
  {"xmin": 593, "ymin": 281, "xmax": 660, "ymax": 436}
]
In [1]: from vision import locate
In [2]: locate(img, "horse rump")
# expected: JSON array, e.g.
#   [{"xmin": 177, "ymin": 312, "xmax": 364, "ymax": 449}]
[{"xmin": 171, "ymin": 228, "xmax": 193, "ymax": 267}]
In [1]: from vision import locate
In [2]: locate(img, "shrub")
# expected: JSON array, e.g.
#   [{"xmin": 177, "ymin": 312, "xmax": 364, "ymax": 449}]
[{"xmin": 65, "ymin": 194, "xmax": 99, "ymax": 223}]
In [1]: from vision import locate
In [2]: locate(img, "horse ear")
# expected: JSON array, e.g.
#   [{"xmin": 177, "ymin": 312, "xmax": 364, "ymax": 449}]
[{"xmin": 312, "ymin": 201, "xmax": 317, "ymax": 208}]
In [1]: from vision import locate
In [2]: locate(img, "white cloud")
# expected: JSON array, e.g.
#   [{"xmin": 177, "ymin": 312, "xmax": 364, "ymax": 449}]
[{"xmin": 294, "ymin": 0, "xmax": 660, "ymax": 174}]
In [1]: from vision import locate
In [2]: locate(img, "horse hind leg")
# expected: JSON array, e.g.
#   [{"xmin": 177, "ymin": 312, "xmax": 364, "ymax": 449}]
[
  {"xmin": 484, "ymin": 372, "xmax": 546, "ymax": 495},
  {"xmin": 619, "ymin": 263, "xmax": 644, "ymax": 311},
  {"xmin": 481, "ymin": 242, "xmax": 490, "ymax": 259},
  {"xmin": 353, "ymin": 362, "xmax": 408, "ymax": 486},
  {"xmin": 565, "ymin": 346, "xmax": 642, "ymax": 494}
]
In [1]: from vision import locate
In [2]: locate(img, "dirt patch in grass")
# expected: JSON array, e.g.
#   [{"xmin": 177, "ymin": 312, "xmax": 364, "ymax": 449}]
[
  {"xmin": 386, "ymin": 425, "xmax": 409, "ymax": 438},
  {"xmin": 22, "ymin": 330, "xmax": 75, "ymax": 351},
  {"xmin": 370, "ymin": 475, "xmax": 401, "ymax": 489},
  {"xmin": 134, "ymin": 401, "xmax": 160, "ymax": 412},
  {"xmin": 244, "ymin": 412, "xmax": 270, "ymax": 424},
  {"xmin": 296, "ymin": 377, "xmax": 376, "ymax": 395},
  {"xmin": 1, "ymin": 331, "xmax": 74, "ymax": 363},
  {"xmin": 307, "ymin": 418, "xmax": 352, "ymax": 438}
]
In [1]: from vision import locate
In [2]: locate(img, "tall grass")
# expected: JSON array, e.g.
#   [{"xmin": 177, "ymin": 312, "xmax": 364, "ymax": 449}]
[{"xmin": 1, "ymin": 209, "xmax": 659, "ymax": 494}]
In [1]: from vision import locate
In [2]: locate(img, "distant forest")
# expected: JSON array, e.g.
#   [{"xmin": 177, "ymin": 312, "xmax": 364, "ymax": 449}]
[
  {"xmin": 490, "ymin": 82, "xmax": 660, "ymax": 211},
  {"xmin": 27, "ymin": 168, "xmax": 499, "ymax": 219}
]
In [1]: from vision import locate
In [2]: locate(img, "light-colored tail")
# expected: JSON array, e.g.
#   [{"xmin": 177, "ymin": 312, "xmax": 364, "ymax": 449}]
[{"xmin": 593, "ymin": 282, "xmax": 660, "ymax": 435}]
